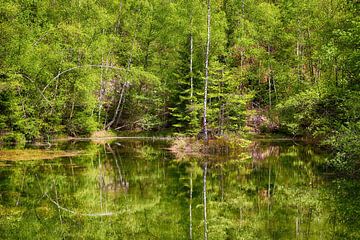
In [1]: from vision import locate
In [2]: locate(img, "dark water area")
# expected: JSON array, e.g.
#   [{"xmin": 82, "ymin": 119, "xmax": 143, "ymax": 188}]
[{"xmin": 1, "ymin": 139, "xmax": 359, "ymax": 239}]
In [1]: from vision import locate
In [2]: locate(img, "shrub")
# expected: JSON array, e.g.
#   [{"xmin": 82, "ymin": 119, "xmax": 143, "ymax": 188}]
[
  {"xmin": 66, "ymin": 113, "xmax": 98, "ymax": 136},
  {"xmin": 1, "ymin": 132, "xmax": 26, "ymax": 147}
]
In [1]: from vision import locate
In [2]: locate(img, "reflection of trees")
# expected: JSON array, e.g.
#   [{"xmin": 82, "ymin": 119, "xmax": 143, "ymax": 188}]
[
  {"xmin": 181, "ymin": 142, "xmax": 347, "ymax": 239},
  {"xmin": 0, "ymin": 141, "xmax": 171, "ymax": 239},
  {"xmin": 104, "ymin": 144, "xmax": 129, "ymax": 193},
  {"xmin": 1, "ymin": 140, "xmax": 360, "ymax": 239},
  {"xmin": 324, "ymin": 179, "xmax": 360, "ymax": 239},
  {"xmin": 250, "ymin": 142, "xmax": 280, "ymax": 162}
]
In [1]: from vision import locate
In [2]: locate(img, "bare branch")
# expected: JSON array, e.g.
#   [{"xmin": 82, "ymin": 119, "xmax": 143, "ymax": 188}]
[{"xmin": 42, "ymin": 65, "xmax": 126, "ymax": 94}]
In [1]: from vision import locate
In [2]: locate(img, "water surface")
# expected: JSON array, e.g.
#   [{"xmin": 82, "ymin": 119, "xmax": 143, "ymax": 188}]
[{"xmin": 1, "ymin": 139, "xmax": 359, "ymax": 239}]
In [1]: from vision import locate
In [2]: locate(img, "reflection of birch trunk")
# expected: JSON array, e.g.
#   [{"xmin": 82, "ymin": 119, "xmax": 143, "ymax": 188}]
[
  {"xmin": 203, "ymin": 162, "xmax": 208, "ymax": 240},
  {"xmin": 98, "ymin": 152, "xmax": 103, "ymax": 214},
  {"xmin": 220, "ymin": 167, "xmax": 224, "ymax": 201},
  {"xmin": 267, "ymin": 162, "xmax": 272, "ymax": 231},
  {"xmin": 107, "ymin": 144, "xmax": 123, "ymax": 181},
  {"xmin": 70, "ymin": 157, "xmax": 75, "ymax": 188},
  {"xmin": 268, "ymin": 159, "xmax": 271, "ymax": 214},
  {"xmin": 107, "ymin": 143, "xmax": 129, "ymax": 191},
  {"xmin": 306, "ymin": 208, "xmax": 312, "ymax": 238},
  {"xmin": 16, "ymin": 167, "xmax": 27, "ymax": 206},
  {"xmin": 53, "ymin": 178, "xmax": 63, "ymax": 225},
  {"xmin": 49, "ymin": 165, "xmax": 63, "ymax": 225},
  {"xmin": 189, "ymin": 171, "xmax": 193, "ymax": 240},
  {"xmin": 114, "ymin": 151, "xmax": 124, "ymax": 184},
  {"xmin": 296, "ymin": 216, "xmax": 300, "ymax": 237},
  {"xmin": 296, "ymin": 206, "xmax": 301, "ymax": 238}
]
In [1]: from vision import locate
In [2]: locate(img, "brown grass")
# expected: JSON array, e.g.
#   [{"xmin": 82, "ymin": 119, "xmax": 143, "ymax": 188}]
[
  {"xmin": 90, "ymin": 130, "xmax": 117, "ymax": 138},
  {"xmin": 168, "ymin": 138, "xmax": 204, "ymax": 159},
  {"xmin": 169, "ymin": 136, "xmax": 251, "ymax": 159},
  {"xmin": 0, "ymin": 149, "xmax": 82, "ymax": 161}
]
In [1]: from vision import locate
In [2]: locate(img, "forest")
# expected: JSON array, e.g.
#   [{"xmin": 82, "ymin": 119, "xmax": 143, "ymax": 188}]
[{"xmin": 0, "ymin": 0, "xmax": 359, "ymax": 172}]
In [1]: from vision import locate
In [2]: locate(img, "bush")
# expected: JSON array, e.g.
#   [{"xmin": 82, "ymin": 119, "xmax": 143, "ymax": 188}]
[
  {"xmin": 276, "ymin": 88, "xmax": 359, "ymax": 138},
  {"xmin": 276, "ymin": 87, "xmax": 360, "ymax": 173},
  {"xmin": 66, "ymin": 113, "xmax": 98, "ymax": 136},
  {"xmin": 1, "ymin": 132, "xmax": 26, "ymax": 147},
  {"xmin": 13, "ymin": 118, "xmax": 42, "ymax": 141}
]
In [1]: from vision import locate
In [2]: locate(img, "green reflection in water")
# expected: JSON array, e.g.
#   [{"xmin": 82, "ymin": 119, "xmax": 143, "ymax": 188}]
[{"xmin": 0, "ymin": 139, "xmax": 359, "ymax": 239}]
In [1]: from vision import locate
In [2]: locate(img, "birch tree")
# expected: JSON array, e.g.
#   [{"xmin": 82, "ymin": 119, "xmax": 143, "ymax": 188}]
[{"xmin": 203, "ymin": 0, "xmax": 211, "ymax": 141}]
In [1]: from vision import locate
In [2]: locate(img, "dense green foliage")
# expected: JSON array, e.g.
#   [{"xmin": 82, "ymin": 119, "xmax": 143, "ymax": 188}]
[{"xmin": 0, "ymin": 0, "xmax": 359, "ymax": 169}]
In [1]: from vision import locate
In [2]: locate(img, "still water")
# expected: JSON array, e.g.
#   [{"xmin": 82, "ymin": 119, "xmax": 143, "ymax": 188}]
[{"xmin": 1, "ymin": 139, "xmax": 359, "ymax": 239}]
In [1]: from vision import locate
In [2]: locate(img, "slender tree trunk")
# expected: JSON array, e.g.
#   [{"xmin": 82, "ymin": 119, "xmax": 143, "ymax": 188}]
[
  {"xmin": 242, "ymin": 0, "xmax": 245, "ymax": 19},
  {"xmin": 115, "ymin": 0, "xmax": 123, "ymax": 34},
  {"xmin": 268, "ymin": 74, "xmax": 272, "ymax": 109},
  {"xmin": 143, "ymin": 25, "xmax": 153, "ymax": 70},
  {"xmin": 297, "ymin": 40, "xmax": 301, "ymax": 84},
  {"xmin": 69, "ymin": 98, "xmax": 75, "ymax": 120},
  {"xmin": 98, "ymin": 55, "xmax": 105, "ymax": 124},
  {"xmin": 106, "ymin": 30, "xmax": 137, "ymax": 129},
  {"xmin": 203, "ymin": 0, "xmax": 211, "ymax": 142},
  {"xmin": 220, "ymin": 103, "xmax": 225, "ymax": 135},
  {"xmin": 115, "ymin": 94, "xmax": 126, "ymax": 126},
  {"xmin": 334, "ymin": 57, "xmax": 338, "ymax": 87},
  {"xmin": 273, "ymin": 77, "xmax": 278, "ymax": 102},
  {"xmin": 190, "ymin": 33, "xmax": 194, "ymax": 103},
  {"xmin": 106, "ymin": 83, "xmax": 126, "ymax": 129},
  {"xmin": 306, "ymin": 28, "xmax": 315, "ymax": 83},
  {"xmin": 268, "ymin": 45, "xmax": 272, "ymax": 109}
]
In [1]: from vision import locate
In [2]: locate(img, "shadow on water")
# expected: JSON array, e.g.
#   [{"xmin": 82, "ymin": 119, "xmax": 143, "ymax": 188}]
[{"xmin": 0, "ymin": 139, "xmax": 359, "ymax": 239}]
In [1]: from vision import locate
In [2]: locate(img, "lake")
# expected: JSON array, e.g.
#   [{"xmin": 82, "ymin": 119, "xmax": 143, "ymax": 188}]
[{"xmin": 1, "ymin": 138, "xmax": 359, "ymax": 239}]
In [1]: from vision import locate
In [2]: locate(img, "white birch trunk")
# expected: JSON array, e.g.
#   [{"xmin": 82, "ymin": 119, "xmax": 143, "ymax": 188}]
[
  {"xmin": 190, "ymin": 33, "xmax": 194, "ymax": 103},
  {"xmin": 106, "ymin": 83, "xmax": 126, "ymax": 129},
  {"xmin": 203, "ymin": 0, "xmax": 211, "ymax": 142}
]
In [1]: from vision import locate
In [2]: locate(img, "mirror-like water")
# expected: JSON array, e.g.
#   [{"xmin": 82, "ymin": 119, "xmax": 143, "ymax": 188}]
[{"xmin": 1, "ymin": 139, "xmax": 359, "ymax": 239}]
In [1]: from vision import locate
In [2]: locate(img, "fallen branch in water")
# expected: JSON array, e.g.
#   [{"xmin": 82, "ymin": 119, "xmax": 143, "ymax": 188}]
[
  {"xmin": 45, "ymin": 192, "xmax": 115, "ymax": 217},
  {"xmin": 45, "ymin": 192, "xmax": 160, "ymax": 217}
]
